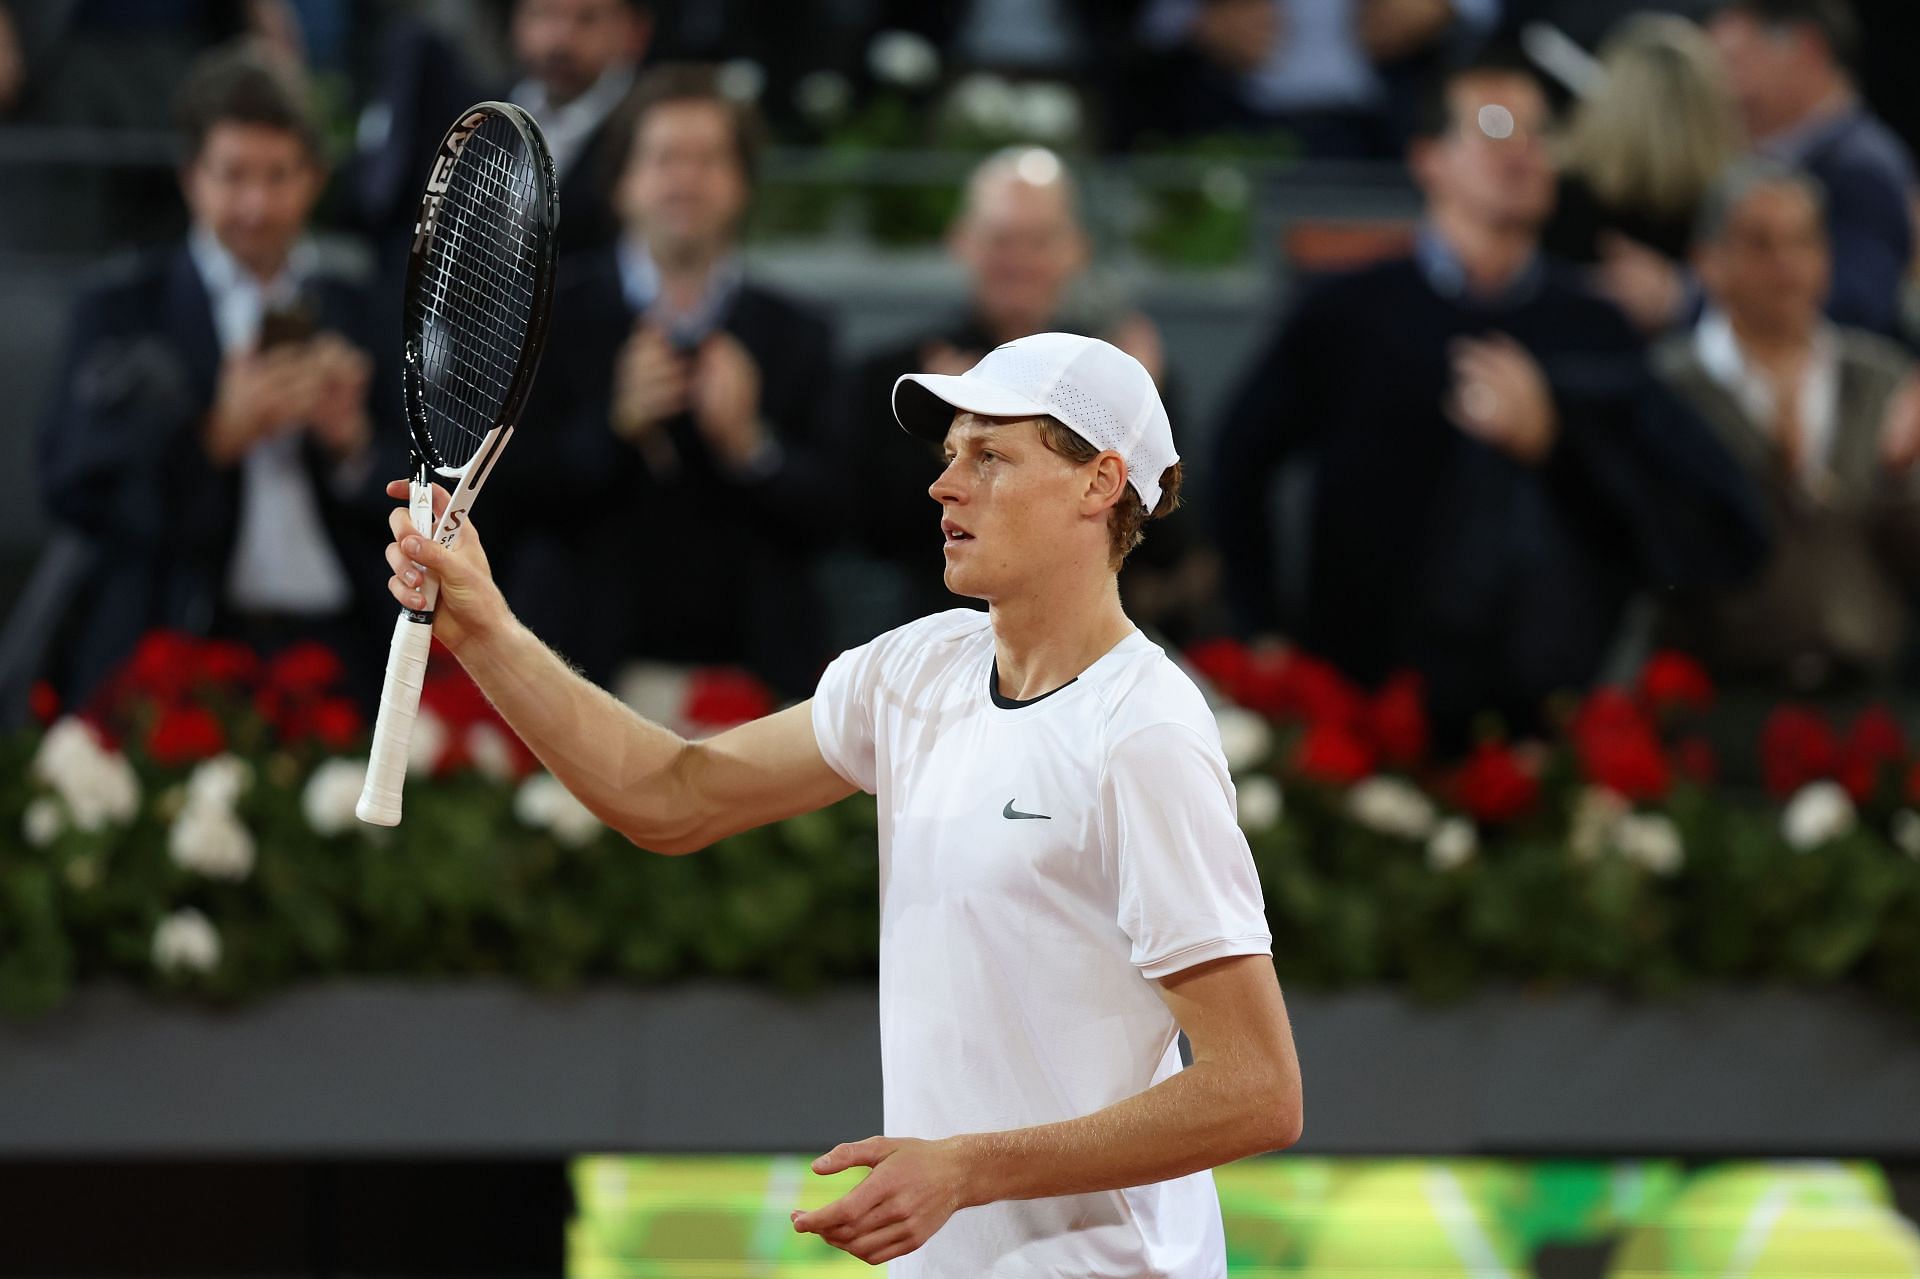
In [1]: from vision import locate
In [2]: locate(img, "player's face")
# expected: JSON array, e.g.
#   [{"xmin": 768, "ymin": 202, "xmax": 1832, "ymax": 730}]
[
  {"xmin": 181, "ymin": 123, "xmax": 323, "ymax": 280},
  {"xmin": 1699, "ymin": 183, "xmax": 1831, "ymax": 336},
  {"xmin": 929, "ymin": 413, "xmax": 1110, "ymax": 600},
  {"xmin": 620, "ymin": 101, "xmax": 750, "ymax": 261},
  {"xmin": 513, "ymin": 0, "xmax": 643, "ymax": 105}
]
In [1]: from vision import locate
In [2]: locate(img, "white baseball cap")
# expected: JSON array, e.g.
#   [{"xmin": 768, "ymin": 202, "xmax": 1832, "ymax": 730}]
[{"xmin": 891, "ymin": 332, "xmax": 1179, "ymax": 510}]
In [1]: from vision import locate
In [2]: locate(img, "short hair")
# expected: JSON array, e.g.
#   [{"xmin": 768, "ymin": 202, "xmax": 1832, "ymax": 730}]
[
  {"xmin": 1410, "ymin": 47, "xmax": 1550, "ymax": 142},
  {"xmin": 1715, "ymin": 0, "xmax": 1860, "ymax": 70},
  {"xmin": 174, "ymin": 44, "xmax": 323, "ymax": 163},
  {"xmin": 599, "ymin": 63, "xmax": 766, "ymax": 191},
  {"xmin": 1033, "ymin": 417, "xmax": 1182, "ymax": 569},
  {"xmin": 1693, "ymin": 158, "xmax": 1829, "ymax": 245}
]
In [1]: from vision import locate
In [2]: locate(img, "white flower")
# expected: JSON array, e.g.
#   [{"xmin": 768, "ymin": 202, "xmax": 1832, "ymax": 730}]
[
  {"xmin": 466, "ymin": 722, "xmax": 518, "ymax": 783},
  {"xmin": 1016, "ymin": 82, "xmax": 1080, "ymax": 142},
  {"xmin": 303, "ymin": 758, "xmax": 367, "ymax": 837},
  {"xmin": 614, "ymin": 662, "xmax": 691, "ymax": 728},
  {"xmin": 168, "ymin": 798, "xmax": 256, "ymax": 881},
  {"xmin": 152, "ymin": 908, "xmax": 221, "ymax": 975},
  {"xmin": 407, "ymin": 710, "xmax": 448, "ymax": 777},
  {"xmin": 1892, "ymin": 809, "xmax": 1920, "ymax": 861},
  {"xmin": 1347, "ymin": 776, "xmax": 1438, "ymax": 840},
  {"xmin": 1782, "ymin": 780, "xmax": 1857, "ymax": 851},
  {"xmin": 1235, "ymin": 775, "xmax": 1284, "ymax": 833},
  {"xmin": 716, "ymin": 57, "xmax": 766, "ymax": 104},
  {"xmin": 794, "ymin": 69, "xmax": 851, "ymax": 123},
  {"xmin": 949, "ymin": 72, "xmax": 1018, "ymax": 133},
  {"xmin": 1201, "ymin": 165, "xmax": 1252, "ymax": 208},
  {"xmin": 23, "ymin": 796, "xmax": 64, "ymax": 848},
  {"xmin": 185, "ymin": 755, "xmax": 252, "ymax": 810},
  {"xmin": 514, "ymin": 773, "xmax": 603, "ymax": 848},
  {"xmin": 1614, "ymin": 813, "xmax": 1684, "ymax": 876},
  {"xmin": 867, "ymin": 29, "xmax": 940, "ymax": 89},
  {"xmin": 1427, "ymin": 818, "xmax": 1478, "ymax": 871},
  {"xmin": 1569, "ymin": 786, "xmax": 1630, "ymax": 863},
  {"xmin": 1214, "ymin": 706, "xmax": 1273, "ymax": 773},
  {"xmin": 32, "ymin": 717, "xmax": 140, "ymax": 831}
]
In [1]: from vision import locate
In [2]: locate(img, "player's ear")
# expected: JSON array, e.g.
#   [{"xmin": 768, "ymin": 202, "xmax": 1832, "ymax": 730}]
[{"xmin": 1082, "ymin": 451, "xmax": 1128, "ymax": 514}]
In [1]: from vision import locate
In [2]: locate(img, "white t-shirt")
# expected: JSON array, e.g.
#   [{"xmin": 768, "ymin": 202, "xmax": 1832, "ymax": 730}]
[{"xmin": 811, "ymin": 609, "xmax": 1274, "ymax": 1278}]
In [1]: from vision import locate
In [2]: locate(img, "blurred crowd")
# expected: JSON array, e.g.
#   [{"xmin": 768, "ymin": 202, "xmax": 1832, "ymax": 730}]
[{"xmin": 16, "ymin": 0, "xmax": 1920, "ymax": 761}]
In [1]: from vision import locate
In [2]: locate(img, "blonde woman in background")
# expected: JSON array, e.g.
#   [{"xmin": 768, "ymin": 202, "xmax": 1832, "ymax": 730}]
[{"xmin": 1543, "ymin": 14, "xmax": 1743, "ymax": 333}]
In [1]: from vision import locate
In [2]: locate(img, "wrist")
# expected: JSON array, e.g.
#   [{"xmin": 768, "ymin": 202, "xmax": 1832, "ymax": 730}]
[{"xmin": 945, "ymin": 1133, "xmax": 1000, "ymax": 1209}]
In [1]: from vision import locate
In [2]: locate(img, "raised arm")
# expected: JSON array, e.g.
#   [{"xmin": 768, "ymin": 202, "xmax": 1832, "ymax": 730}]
[{"xmin": 384, "ymin": 481, "xmax": 856, "ymax": 853}]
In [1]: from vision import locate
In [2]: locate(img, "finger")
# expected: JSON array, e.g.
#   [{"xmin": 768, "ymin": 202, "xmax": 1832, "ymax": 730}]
[
  {"xmin": 387, "ymin": 479, "xmax": 411, "ymax": 499},
  {"xmin": 813, "ymin": 1137, "xmax": 890, "ymax": 1174},
  {"xmin": 869, "ymin": 1233, "xmax": 926, "ymax": 1265},
  {"xmin": 793, "ymin": 1180, "xmax": 884, "ymax": 1235},
  {"xmin": 842, "ymin": 1223, "xmax": 914, "ymax": 1264},
  {"xmin": 399, "ymin": 532, "xmax": 453, "ymax": 572},
  {"xmin": 385, "ymin": 542, "xmax": 425, "ymax": 586},
  {"xmin": 389, "ymin": 573, "xmax": 429, "ymax": 610},
  {"xmin": 389, "ymin": 506, "xmax": 418, "ymax": 542}
]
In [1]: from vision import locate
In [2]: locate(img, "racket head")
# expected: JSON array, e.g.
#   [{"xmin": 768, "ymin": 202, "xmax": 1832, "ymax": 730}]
[{"xmin": 402, "ymin": 100, "xmax": 559, "ymax": 473}]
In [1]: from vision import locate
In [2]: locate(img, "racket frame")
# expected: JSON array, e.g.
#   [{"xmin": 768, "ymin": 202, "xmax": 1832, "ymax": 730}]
[{"xmin": 357, "ymin": 101, "xmax": 558, "ymax": 827}]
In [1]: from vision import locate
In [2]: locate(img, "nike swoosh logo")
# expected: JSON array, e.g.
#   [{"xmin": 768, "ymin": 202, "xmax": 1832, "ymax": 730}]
[{"xmin": 1003, "ymin": 799, "xmax": 1051, "ymax": 821}]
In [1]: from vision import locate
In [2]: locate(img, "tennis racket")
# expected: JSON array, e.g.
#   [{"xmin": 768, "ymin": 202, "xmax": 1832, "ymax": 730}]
[{"xmin": 356, "ymin": 101, "xmax": 558, "ymax": 827}]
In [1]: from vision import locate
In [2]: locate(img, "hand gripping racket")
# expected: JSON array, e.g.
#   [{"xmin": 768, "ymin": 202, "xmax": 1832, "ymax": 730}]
[{"xmin": 356, "ymin": 102, "xmax": 558, "ymax": 826}]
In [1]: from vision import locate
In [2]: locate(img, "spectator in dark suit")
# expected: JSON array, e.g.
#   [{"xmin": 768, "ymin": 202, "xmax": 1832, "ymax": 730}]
[
  {"xmin": 1211, "ymin": 54, "xmax": 1769, "ymax": 743},
  {"xmin": 499, "ymin": 65, "xmax": 841, "ymax": 696},
  {"xmin": 846, "ymin": 148, "xmax": 1214, "ymax": 640},
  {"xmin": 1709, "ymin": 0, "xmax": 1916, "ymax": 338},
  {"xmin": 351, "ymin": 0, "xmax": 652, "ymax": 267},
  {"xmin": 37, "ymin": 46, "xmax": 399, "ymax": 706},
  {"xmin": 1656, "ymin": 161, "xmax": 1920, "ymax": 692}
]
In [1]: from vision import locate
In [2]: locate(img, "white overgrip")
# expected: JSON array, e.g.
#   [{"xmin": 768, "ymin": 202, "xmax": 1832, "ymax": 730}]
[{"xmin": 356, "ymin": 613, "xmax": 434, "ymax": 826}]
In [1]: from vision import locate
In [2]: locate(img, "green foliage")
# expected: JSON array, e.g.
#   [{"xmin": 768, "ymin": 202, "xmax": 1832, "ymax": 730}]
[{"xmin": 10, "ymin": 714, "xmax": 1920, "ymax": 1020}]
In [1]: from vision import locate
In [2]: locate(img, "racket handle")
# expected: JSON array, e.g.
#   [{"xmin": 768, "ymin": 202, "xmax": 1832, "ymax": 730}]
[{"xmin": 356, "ymin": 613, "xmax": 435, "ymax": 827}]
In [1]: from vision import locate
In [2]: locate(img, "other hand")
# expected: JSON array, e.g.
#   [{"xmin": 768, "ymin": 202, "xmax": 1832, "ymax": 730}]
[{"xmin": 791, "ymin": 1136, "xmax": 973, "ymax": 1266}]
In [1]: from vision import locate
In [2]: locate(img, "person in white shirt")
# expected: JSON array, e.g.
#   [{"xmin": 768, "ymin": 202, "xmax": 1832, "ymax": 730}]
[{"xmin": 380, "ymin": 332, "xmax": 1303, "ymax": 1274}]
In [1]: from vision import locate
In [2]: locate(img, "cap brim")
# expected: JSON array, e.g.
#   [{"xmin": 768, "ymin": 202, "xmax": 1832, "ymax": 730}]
[{"xmin": 891, "ymin": 373, "xmax": 1053, "ymax": 443}]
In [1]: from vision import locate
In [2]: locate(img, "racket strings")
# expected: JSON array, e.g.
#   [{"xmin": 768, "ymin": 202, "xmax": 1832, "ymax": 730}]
[{"xmin": 411, "ymin": 115, "xmax": 547, "ymax": 468}]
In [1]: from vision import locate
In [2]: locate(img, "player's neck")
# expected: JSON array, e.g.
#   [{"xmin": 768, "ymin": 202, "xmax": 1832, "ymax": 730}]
[{"xmin": 988, "ymin": 578, "xmax": 1133, "ymax": 703}]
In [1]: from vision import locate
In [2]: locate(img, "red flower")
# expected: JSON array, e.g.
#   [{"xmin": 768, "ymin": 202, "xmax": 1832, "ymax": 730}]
[
  {"xmin": 29, "ymin": 680, "xmax": 58, "ymax": 726},
  {"xmin": 266, "ymin": 642, "xmax": 345, "ymax": 696},
  {"xmin": 147, "ymin": 704, "xmax": 226, "ymax": 766},
  {"xmin": 309, "ymin": 698, "xmax": 366, "ymax": 751},
  {"xmin": 1638, "ymin": 651, "xmax": 1715, "ymax": 715},
  {"xmin": 682, "ymin": 668, "xmax": 775, "ymax": 732},
  {"xmin": 1367, "ymin": 671, "xmax": 1428, "ymax": 767},
  {"xmin": 1452, "ymin": 741, "xmax": 1539, "ymax": 824},
  {"xmin": 1905, "ymin": 759, "xmax": 1920, "ymax": 804},
  {"xmin": 1285, "ymin": 655, "xmax": 1367, "ymax": 728},
  {"xmin": 1187, "ymin": 639, "xmax": 1253, "ymax": 703},
  {"xmin": 1292, "ymin": 720, "xmax": 1375, "ymax": 786},
  {"xmin": 1847, "ymin": 706, "xmax": 1906, "ymax": 768},
  {"xmin": 1238, "ymin": 650, "xmax": 1297, "ymax": 720},
  {"xmin": 420, "ymin": 666, "xmax": 492, "ymax": 728},
  {"xmin": 1760, "ymin": 706, "xmax": 1839, "ymax": 800},
  {"xmin": 1571, "ymin": 689, "xmax": 1670, "ymax": 802},
  {"xmin": 1676, "ymin": 735, "xmax": 1717, "ymax": 784},
  {"xmin": 194, "ymin": 641, "xmax": 260, "ymax": 689},
  {"xmin": 123, "ymin": 631, "xmax": 199, "ymax": 703}
]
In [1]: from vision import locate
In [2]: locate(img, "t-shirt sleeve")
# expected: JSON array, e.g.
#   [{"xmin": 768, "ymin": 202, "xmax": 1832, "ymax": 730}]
[
  {"xmin": 810, "ymin": 638, "xmax": 881, "ymax": 794},
  {"xmin": 1105, "ymin": 721, "xmax": 1273, "ymax": 980}
]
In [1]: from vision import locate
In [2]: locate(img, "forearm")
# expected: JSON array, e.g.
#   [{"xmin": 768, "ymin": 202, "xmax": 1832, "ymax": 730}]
[
  {"xmin": 952, "ymin": 1056, "xmax": 1301, "ymax": 1207},
  {"xmin": 452, "ymin": 616, "xmax": 705, "ymax": 852}
]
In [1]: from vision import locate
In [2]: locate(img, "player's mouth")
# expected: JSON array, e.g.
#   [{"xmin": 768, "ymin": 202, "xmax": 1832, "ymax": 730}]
[{"xmin": 941, "ymin": 519, "xmax": 974, "ymax": 547}]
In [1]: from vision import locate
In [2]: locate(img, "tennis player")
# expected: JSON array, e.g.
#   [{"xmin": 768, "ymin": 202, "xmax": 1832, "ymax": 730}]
[{"xmin": 382, "ymin": 332, "xmax": 1303, "ymax": 1274}]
